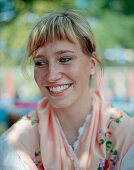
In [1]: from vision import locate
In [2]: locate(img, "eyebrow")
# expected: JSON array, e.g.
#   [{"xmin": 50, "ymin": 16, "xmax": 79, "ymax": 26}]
[
  {"xmin": 55, "ymin": 50, "xmax": 75, "ymax": 55},
  {"xmin": 33, "ymin": 54, "xmax": 44, "ymax": 59},
  {"xmin": 33, "ymin": 50, "xmax": 75, "ymax": 58}
]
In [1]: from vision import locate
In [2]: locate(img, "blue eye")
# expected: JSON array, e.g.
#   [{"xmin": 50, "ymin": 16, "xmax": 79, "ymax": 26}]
[
  {"xmin": 59, "ymin": 57, "xmax": 71, "ymax": 63},
  {"xmin": 35, "ymin": 61, "xmax": 46, "ymax": 67}
]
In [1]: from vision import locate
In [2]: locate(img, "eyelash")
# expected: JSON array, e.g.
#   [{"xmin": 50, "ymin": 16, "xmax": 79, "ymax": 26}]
[
  {"xmin": 34, "ymin": 61, "xmax": 46, "ymax": 67},
  {"xmin": 34, "ymin": 57, "xmax": 72, "ymax": 67},
  {"xmin": 59, "ymin": 57, "xmax": 71, "ymax": 63}
]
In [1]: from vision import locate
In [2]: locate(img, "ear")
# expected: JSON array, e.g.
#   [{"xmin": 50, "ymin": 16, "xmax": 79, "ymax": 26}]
[{"xmin": 89, "ymin": 52, "xmax": 97, "ymax": 76}]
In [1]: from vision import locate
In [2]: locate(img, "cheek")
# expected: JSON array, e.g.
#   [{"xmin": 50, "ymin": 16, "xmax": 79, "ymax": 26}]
[
  {"xmin": 64, "ymin": 65, "xmax": 80, "ymax": 81},
  {"xmin": 34, "ymin": 68, "xmax": 38, "ymax": 83},
  {"xmin": 34, "ymin": 68, "xmax": 44, "ymax": 87},
  {"xmin": 64, "ymin": 64, "xmax": 89, "ymax": 83}
]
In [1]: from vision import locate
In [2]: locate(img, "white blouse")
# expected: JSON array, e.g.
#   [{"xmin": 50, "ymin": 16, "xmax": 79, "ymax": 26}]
[{"xmin": 0, "ymin": 132, "xmax": 29, "ymax": 170}]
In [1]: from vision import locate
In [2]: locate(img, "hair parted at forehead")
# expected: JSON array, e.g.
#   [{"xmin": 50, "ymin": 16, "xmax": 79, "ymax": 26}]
[{"xmin": 26, "ymin": 10, "xmax": 96, "ymax": 59}]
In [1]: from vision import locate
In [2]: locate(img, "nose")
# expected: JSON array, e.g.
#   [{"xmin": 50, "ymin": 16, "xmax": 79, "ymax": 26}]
[{"xmin": 47, "ymin": 63, "xmax": 62, "ymax": 83}]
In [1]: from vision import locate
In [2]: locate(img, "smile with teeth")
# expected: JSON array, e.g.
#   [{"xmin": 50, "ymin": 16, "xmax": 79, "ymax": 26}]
[{"xmin": 48, "ymin": 84, "xmax": 71, "ymax": 93}]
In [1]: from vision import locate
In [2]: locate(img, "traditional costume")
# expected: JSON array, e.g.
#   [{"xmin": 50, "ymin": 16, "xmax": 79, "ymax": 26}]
[{"xmin": 0, "ymin": 90, "xmax": 134, "ymax": 170}]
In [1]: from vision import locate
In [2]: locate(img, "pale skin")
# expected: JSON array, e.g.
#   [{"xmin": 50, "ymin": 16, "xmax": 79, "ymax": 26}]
[{"xmin": 33, "ymin": 39, "xmax": 97, "ymax": 146}]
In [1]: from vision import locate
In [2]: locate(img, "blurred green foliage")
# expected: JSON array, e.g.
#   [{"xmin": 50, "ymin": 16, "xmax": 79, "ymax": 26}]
[
  {"xmin": 0, "ymin": 0, "xmax": 134, "ymax": 66},
  {"xmin": 94, "ymin": 11, "xmax": 134, "ymax": 48}
]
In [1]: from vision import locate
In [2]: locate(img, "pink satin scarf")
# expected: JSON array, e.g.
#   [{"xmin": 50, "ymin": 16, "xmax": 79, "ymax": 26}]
[{"xmin": 8, "ymin": 90, "xmax": 134, "ymax": 170}]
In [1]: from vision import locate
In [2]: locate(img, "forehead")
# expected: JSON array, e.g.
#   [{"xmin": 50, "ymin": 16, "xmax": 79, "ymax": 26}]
[{"xmin": 34, "ymin": 39, "xmax": 82, "ymax": 56}]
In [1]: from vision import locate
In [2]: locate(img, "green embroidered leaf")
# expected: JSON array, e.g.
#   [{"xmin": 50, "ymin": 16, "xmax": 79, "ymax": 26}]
[
  {"xmin": 113, "ymin": 150, "xmax": 118, "ymax": 155},
  {"xmin": 32, "ymin": 121, "xmax": 36, "ymax": 125},
  {"xmin": 97, "ymin": 167, "xmax": 102, "ymax": 170},
  {"xmin": 110, "ymin": 159, "xmax": 114, "ymax": 163},
  {"xmin": 116, "ymin": 119, "xmax": 120, "ymax": 123},
  {"xmin": 111, "ymin": 149, "xmax": 113, "ymax": 153},
  {"xmin": 106, "ymin": 141, "xmax": 113, "ymax": 148},
  {"xmin": 100, "ymin": 139, "xmax": 105, "ymax": 144},
  {"xmin": 35, "ymin": 151, "xmax": 40, "ymax": 157},
  {"xmin": 124, "ymin": 111, "xmax": 134, "ymax": 117},
  {"xmin": 35, "ymin": 152, "xmax": 38, "ymax": 157}
]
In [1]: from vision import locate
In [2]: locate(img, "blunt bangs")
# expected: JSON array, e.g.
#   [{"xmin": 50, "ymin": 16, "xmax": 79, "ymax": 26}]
[{"xmin": 27, "ymin": 14, "xmax": 78, "ymax": 58}]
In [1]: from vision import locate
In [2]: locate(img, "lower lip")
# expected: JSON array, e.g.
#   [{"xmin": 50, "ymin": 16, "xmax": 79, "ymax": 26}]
[{"xmin": 47, "ymin": 85, "xmax": 72, "ymax": 97}]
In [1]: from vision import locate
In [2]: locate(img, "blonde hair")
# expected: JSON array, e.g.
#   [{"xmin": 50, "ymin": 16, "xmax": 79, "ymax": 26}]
[{"xmin": 23, "ymin": 10, "xmax": 102, "ymax": 74}]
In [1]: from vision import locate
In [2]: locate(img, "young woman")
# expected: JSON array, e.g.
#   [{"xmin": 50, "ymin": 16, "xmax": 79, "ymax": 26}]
[{"xmin": 0, "ymin": 10, "xmax": 134, "ymax": 170}]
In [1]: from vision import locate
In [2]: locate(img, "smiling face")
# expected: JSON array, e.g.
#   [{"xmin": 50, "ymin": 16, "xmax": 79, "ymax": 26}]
[{"xmin": 33, "ymin": 39, "xmax": 96, "ymax": 109}]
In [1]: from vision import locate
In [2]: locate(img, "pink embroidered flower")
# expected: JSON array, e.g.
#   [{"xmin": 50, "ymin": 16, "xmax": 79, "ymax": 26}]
[
  {"xmin": 115, "ymin": 109, "xmax": 123, "ymax": 116},
  {"xmin": 26, "ymin": 115, "xmax": 30, "ymax": 119},
  {"xmin": 39, "ymin": 163, "xmax": 44, "ymax": 170},
  {"xmin": 105, "ymin": 131, "xmax": 112, "ymax": 138},
  {"xmin": 103, "ymin": 160, "xmax": 109, "ymax": 170},
  {"xmin": 98, "ymin": 113, "xmax": 122, "ymax": 170}
]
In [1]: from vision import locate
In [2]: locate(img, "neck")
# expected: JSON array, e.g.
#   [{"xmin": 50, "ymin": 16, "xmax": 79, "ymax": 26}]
[{"xmin": 54, "ymin": 90, "xmax": 92, "ymax": 142}]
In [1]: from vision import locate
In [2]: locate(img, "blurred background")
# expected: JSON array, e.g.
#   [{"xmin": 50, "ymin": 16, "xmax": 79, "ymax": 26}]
[{"xmin": 0, "ymin": 0, "xmax": 134, "ymax": 134}]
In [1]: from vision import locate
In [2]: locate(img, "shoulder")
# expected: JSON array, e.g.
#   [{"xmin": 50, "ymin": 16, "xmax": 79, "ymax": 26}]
[
  {"xmin": 103, "ymin": 102, "xmax": 134, "ymax": 131},
  {"xmin": 0, "ymin": 110, "xmax": 40, "ymax": 169},
  {"xmin": 0, "ymin": 110, "xmax": 39, "ymax": 156},
  {"xmin": 93, "ymin": 89, "xmax": 134, "ymax": 135},
  {"xmin": 7, "ymin": 110, "xmax": 40, "ymax": 149},
  {"xmin": 8, "ymin": 110, "xmax": 39, "ymax": 136},
  {"xmin": 106, "ymin": 104, "xmax": 134, "ymax": 129},
  {"xmin": 102, "ymin": 103, "xmax": 134, "ymax": 153}
]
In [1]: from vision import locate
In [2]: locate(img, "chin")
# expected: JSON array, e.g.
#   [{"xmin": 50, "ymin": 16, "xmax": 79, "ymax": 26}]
[{"xmin": 49, "ymin": 99, "xmax": 72, "ymax": 109}]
